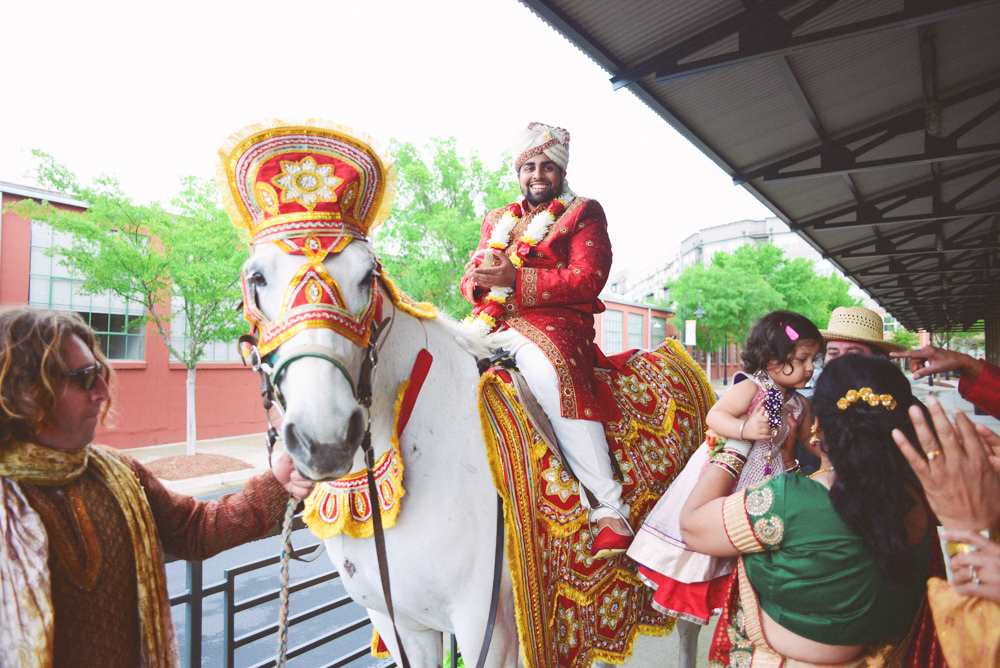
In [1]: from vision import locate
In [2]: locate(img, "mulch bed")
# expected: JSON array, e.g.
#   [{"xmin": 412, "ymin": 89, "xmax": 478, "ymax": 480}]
[{"xmin": 145, "ymin": 454, "xmax": 253, "ymax": 480}]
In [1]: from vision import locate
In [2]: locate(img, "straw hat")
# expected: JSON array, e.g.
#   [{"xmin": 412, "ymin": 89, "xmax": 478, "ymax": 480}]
[{"xmin": 820, "ymin": 306, "xmax": 906, "ymax": 353}]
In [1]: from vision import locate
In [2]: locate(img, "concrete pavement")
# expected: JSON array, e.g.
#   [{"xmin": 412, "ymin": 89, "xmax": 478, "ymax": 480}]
[{"xmin": 129, "ymin": 432, "xmax": 275, "ymax": 496}]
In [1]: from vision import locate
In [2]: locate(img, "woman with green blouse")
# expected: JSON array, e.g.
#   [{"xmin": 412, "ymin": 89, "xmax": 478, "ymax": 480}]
[{"xmin": 680, "ymin": 355, "xmax": 944, "ymax": 667}]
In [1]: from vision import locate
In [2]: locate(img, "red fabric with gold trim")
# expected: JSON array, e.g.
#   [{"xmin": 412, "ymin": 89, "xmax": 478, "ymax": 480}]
[
  {"xmin": 218, "ymin": 122, "xmax": 395, "ymax": 244},
  {"xmin": 241, "ymin": 234, "xmax": 377, "ymax": 356},
  {"xmin": 461, "ymin": 197, "xmax": 616, "ymax": 421},
  {"xmin": 220, "ymin": 121, "xmax": 397, "ymax": 357},
  {"xmin": 479, "ymin": 340, "xmax": 715, "ymax": 667}
]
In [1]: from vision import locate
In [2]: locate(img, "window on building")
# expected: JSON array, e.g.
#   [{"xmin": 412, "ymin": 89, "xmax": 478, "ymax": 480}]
[
  {"xmin": 604, "ymin": 310, "xmax": 623, "ymax": 354},
  {"xmin": 627, "ymin": 312, "xmax": 644, "ymax": 349},
  {"xmin": 651, "ymin": 317, "xmax": 666, "ymax": 345},
  {"xmin": 29, "ymin": 222, "xmax": 145, "ymax": 360}
]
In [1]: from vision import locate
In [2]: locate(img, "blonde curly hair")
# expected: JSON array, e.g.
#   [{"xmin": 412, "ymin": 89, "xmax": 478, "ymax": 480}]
[{"xmin": 0, "ymin": 306, "xmax": 113, "ymax": 447}]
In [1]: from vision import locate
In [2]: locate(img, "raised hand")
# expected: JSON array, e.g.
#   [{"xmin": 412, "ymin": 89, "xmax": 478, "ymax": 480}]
[
  {"xmin": 890, "ymin": 345, "xmax": 984, "ymax": 382},
  {"xmin": 892, "ymin": 396, "xmax": 1000, "ymax": 532}
]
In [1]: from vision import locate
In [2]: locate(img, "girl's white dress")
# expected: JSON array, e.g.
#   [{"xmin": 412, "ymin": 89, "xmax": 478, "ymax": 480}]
[{"xmin": 626, "ymin": 370, "xmax": 806, "ymax": 623}]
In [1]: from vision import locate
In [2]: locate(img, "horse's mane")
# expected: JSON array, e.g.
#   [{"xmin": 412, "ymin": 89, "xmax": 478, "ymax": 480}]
[
  {"xmin": 374, "ymin": 262, "xmax": 489, "ymax": 359},
  {"xmin": 439, "ymin": 315, "xmax": 493, "ymax": 359}
]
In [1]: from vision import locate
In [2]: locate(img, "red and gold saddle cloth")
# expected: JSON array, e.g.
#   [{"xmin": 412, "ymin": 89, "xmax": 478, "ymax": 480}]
[{"xmin": 479, "ymin": 338, "xmax": 715, "ymax": 668}]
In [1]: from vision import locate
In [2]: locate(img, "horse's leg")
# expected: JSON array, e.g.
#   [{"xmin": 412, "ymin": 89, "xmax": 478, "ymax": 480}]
[
  {"xmin": 366, "ymin": 609, "xmax": 443, "ymax": 667},
  {"xmin": 450, "ymin": 582, "xmax": 519, "ymax": 668},
  {"xmin": 677, "ymin": 619, "xmax": 701, "ymax": 668}
]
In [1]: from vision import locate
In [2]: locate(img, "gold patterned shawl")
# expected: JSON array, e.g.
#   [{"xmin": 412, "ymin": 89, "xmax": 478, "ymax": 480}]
[{"xmin": 0, "ymin": 442, "xmax": 179, "ymax": 667}]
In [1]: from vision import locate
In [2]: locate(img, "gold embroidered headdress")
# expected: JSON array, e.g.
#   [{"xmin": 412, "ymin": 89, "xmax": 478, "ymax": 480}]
[{"xmin": 217, "ymin": 119, "xmax": 396, "ymax": 244}]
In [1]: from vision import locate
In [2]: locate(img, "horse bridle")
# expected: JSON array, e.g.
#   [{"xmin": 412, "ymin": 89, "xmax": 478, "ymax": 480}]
[
  {"xmin": 239, "ymin": 314, "xmax": 387, "ymax": 457},
  {"xmin": 241, "ymin": 265, "xmax": 503, "ymax": 668}
]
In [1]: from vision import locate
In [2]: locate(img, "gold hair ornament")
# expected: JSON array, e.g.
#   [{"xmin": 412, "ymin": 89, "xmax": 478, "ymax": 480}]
[{"xmin": 836, "ymin": 387, "xmax": 897, "ymax": 410}]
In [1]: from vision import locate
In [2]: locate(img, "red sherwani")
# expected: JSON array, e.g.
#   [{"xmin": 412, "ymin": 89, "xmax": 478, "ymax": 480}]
[
  {"xmin": 461, "ymin": 196, "xmax": 617, "ymax": 421},
  {"xmin": 959, "ymin": 360, "xmax": 1000, "ymax": 419}
]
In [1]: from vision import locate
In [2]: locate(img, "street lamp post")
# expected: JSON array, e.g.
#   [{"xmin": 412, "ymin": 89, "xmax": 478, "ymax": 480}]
[
  {"xmin": 680, "ymin": 291, "xmax": 706, "ymax": 347},
  {"xmin": 680, "ymin": 291, "xmax": 708, "ymax": 380}
]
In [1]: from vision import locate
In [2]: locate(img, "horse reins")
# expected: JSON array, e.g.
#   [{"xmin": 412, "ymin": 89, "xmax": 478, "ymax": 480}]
[{"xmin": 243, "ymin": 314, "xmax": 504, "ymax": 668}]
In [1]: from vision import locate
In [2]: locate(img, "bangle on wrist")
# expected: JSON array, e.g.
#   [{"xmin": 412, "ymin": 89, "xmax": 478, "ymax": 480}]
[
  {"xmin": 784, "ymin": 459, "xmax": 801, "ymax": 473},
  {"xmin": 739, "ymin": 419, "xmax": 746, "ymax": 439},
  {"xmin": 710, "ymin": 451, "xmax": 747, "ymax": 479}
]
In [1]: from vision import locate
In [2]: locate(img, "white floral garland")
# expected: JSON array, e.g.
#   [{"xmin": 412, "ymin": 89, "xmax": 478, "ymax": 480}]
[{"xmin": 463, "ymin": 189, "xmax": 576, "ymax": 337}]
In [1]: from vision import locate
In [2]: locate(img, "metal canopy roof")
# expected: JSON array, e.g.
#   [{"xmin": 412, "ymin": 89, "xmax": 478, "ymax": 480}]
[{"xmin": 520, "ymin": 0, "xmax": 1000, "ymax": 332}]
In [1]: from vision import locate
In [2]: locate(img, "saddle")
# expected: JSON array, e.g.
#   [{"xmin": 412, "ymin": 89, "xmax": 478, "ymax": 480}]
[{"xmin": 477, "ymin": 338, "xmax": 715, "ymax": 668}]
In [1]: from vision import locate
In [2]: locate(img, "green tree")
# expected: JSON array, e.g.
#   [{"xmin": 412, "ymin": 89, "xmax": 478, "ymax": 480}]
[
  {"xmin": 10, "ymin": 152, "xmax": 247, "ymax": 456},
  {"xmin": 666, "ymin": 244, "xmax": 858, "ymax": 353},
  {"xmin": 372, "ymin": 137, "xmax": 519, "ymax": 318},
  {"xmin": 888, "ymin": 328, "xmax": 920, "ymax": 351}
]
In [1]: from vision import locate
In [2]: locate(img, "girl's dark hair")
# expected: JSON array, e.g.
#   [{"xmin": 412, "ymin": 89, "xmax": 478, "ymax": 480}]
[
  {"xmin": 813, "ymin": 354, "xmax": 923, "ymax": 585},
  {"xmin": 740, "ymin": 310, "xmax": 824, "ymax": 374}
]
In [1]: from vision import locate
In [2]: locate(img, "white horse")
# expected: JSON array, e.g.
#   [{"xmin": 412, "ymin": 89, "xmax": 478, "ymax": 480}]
[{"xmin": 244, "ymin": 239, "xmax": 703, "ymax": 667}]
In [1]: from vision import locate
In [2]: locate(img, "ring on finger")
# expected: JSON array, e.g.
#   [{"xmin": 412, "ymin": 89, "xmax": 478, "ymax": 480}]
[
  {"xmin": 926, "ymin": 450, "xmax": 944, "ymax": 462},
  {"xmin": 971, "ymin": 565, "xmax": 980, "ymax": 585}
]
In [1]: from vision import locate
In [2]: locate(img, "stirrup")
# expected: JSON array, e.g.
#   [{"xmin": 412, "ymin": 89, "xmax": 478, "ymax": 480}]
[{"xmin": 586, "ymin": 502, "xmax": 634, "ymax": 539}]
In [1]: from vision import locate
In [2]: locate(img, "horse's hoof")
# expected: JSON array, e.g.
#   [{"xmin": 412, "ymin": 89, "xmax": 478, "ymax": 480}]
[{"xmin": 592, "ymin": 526, "xmax": 633, "ymax": 559}]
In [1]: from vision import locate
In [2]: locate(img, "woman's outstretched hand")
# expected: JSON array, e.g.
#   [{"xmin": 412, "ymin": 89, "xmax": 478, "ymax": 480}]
[{"xmin": 891, "ymin": 396, "xmax": 1000, "ymax": 533}]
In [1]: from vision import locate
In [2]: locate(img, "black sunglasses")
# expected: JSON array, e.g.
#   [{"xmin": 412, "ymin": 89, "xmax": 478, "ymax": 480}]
[{"xmin": 63, "ymin": 363, "xmax": 105, "ymax": 391}]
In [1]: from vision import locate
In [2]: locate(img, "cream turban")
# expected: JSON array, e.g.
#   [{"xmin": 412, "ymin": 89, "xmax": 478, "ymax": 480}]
[{"xmin": 512, "ymin": 122, "xmax": 570, "ymax": 172}]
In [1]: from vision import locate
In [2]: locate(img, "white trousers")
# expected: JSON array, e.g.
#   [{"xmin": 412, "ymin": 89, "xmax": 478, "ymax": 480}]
[{"xmin": 488, "ymin": 330, "xmax": 628, "ymax": 522}]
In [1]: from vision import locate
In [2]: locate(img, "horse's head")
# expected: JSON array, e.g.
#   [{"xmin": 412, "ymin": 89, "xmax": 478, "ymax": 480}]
[
  {"xmin": 217, "ymin": 119, "xmax": 397, "ymax": 482},
  {"xmin": 242, "ymin": 238, "xmax": 381, "ymax": 481}
]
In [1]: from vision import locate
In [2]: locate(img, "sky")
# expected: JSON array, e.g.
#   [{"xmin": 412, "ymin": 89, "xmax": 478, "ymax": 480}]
[{"xmin": 0, "ymin": 0, "xmax": 772, "ymax": 275}]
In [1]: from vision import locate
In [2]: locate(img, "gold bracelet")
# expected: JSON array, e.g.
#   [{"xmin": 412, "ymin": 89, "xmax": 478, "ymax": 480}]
[{"xmin": 945, "ymin": 529, "xmax": 1000, "ymax": 557}]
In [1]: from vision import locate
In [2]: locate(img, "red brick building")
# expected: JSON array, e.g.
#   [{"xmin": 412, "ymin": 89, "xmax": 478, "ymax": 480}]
[
  {"xmin": 1, "ymin": 181, "xmax": 265, "ymax": 449},
  {"xmin": 594, "ymin": 295, "xmax": 678, "ymax": 353}
]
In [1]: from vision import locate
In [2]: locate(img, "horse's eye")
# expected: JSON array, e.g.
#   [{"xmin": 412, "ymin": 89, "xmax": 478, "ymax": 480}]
[{"xmin": 249, "ymin": 272, "xmax": 267, "ymax": 287}]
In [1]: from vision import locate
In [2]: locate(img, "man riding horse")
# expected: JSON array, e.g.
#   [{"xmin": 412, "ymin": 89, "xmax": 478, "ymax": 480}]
[{"xmin": 460, "ymin": 122, "xmax": 631, "ymax": 558}]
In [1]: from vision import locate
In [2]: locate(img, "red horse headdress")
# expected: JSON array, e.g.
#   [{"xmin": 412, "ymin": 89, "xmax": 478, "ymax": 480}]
[
  {"xmin": 218, "ymin": 120, "xmax": 398, "ymax": 356},
  {"xmin": 217, "ymin": 119, "xmax": 396, "ymax": 244}
]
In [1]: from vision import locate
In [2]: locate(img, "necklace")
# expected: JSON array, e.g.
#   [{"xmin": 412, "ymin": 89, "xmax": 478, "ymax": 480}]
[
  {"xmin": 808, "ymin": 467, "xmax": 835, "ymax": 478},
  {"xmin": 463, "ymin": 190, "xmax": 576, "ymax": 336}
]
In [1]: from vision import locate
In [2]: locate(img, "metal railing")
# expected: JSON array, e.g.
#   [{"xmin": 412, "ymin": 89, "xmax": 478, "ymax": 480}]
[{"xmin": 167, "ymin": 516, "xmax": 395, "ymax": 668}]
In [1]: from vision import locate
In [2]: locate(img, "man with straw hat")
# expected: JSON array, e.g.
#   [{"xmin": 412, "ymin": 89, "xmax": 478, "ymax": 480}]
[
  {"xmin": 794, "ymin": 306, "xmax": 907, "ymax": 472},
  {"xmin": 460, "ymin": 122, "xmax": 631, "ymax": 558},
  {"xmin": 821, "ymin": 306, "xmax": 906, "ymax": 362}
]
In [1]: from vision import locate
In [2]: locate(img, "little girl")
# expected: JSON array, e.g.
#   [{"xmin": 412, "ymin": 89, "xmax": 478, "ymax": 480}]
[{"xmin": 627, "ymin": 310, "xmax": 822, "ymax": 624}]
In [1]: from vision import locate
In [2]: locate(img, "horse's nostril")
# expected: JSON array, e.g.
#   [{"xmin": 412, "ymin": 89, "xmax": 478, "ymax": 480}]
[
  {"xmin": 283, "ymin": 425, "xmax": 300, "ymax": 456},
  {"xmin": 346, "ymin": 408, "xmax": 365, "ymax": 449}
]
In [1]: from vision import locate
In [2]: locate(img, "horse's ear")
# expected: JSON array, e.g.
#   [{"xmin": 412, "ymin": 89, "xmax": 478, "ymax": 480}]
[{"xmin": 235, "ymin": 299, "xmax": 244, "ymax": 312}]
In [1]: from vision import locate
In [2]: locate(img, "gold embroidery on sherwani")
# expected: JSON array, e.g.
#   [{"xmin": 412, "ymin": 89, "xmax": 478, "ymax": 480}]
[
  {"xmin": 1, "ymin": 443, "xmax": 180, "ymax": 668},
  {"xmin": 22, "ymin": 485, "xmax": 102, "ymax": 589}
]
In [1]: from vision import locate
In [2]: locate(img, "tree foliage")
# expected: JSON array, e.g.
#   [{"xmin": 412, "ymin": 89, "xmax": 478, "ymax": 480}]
[
  {"xmin": 666, "ymin": 244, "xmax": 858, "ymax": 350},
  {"xmin": 12, "ymin": 153, "xmax": 247, "ymax": 365},
  {"xmin": 372, "ymin": 137, "xmax": 518, "ymax": 318},
  {"xmin": 10, "ymin": 152, "xmax": 247, "ymax": 453},
  {"xmin": 888, "ymin": 328, "xmax": 920, "ymax": 351}
]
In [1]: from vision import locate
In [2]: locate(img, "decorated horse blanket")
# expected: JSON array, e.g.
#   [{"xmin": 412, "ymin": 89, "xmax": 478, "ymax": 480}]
[{"xmin": 479, "ymin": 338, "xmax": 715, "ymax": 668}]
